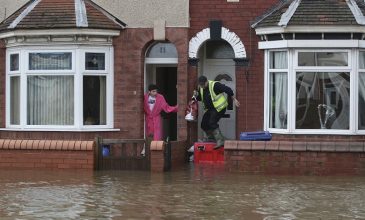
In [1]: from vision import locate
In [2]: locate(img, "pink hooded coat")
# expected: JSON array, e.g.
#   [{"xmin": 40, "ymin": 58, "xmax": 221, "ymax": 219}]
[{"xmin": 144, "ymin": 93, "xmax": 178, "ymax": 141}]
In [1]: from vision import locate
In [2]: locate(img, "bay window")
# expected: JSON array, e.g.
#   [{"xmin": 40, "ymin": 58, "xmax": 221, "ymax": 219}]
[
  {"xmin": 266, "ymin": 48, "xmax": 360, "ymax": 134},
  {"xmin": 6, "ymin": 47, "xmax": 113, "ymax": 130}
]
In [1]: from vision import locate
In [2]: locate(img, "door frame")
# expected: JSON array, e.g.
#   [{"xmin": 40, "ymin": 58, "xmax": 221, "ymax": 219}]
[{"xmin": 144, "ymin": 58, "xmax": 178, "ymax": 140}]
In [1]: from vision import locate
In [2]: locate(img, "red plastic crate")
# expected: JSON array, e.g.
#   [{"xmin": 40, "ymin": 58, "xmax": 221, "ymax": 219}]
[{"xmin": 194, "ymin": 142, "xmax": 224, "ymax": 164}]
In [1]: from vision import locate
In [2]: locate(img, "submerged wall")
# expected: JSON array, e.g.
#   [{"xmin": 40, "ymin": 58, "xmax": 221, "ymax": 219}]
[{"xmin": 225, "ymin": 140, "xmax": 365, "ymax": 175}]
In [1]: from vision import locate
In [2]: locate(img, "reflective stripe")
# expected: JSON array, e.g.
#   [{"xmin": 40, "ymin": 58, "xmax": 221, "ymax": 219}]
[{"xmin": 199, "ymin": 80, "xmax": 227, "ymax": 112}]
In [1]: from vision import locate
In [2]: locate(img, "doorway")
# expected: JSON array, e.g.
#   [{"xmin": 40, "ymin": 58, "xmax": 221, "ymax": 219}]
[
  {"xmin": 145, "ymin": 42, "xmax": 178, "ymax": 141},
  {"xmin": 198, "ymin": 40, "xmax": 236, "ymax": 140},
  {"xmin": 145, "ymin": 64, "xmax": 178, "ymax": 141}
]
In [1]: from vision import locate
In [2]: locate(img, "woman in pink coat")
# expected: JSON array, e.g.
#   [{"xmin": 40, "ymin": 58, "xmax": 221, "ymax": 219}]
[{"xmin": 144, "ymin": 84, "xmax": 178, "ymax": 141}]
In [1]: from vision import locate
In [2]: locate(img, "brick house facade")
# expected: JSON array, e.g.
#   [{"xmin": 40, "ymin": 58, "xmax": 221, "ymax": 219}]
[{"xmin": 0, "ymin": 0, "xmax": 364, "ymax": 174}]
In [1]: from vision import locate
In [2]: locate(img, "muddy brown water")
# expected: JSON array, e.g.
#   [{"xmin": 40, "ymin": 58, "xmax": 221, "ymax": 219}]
[{"xmin": 0, "ymin": 164, "xmax": 364, "ymax": 220}]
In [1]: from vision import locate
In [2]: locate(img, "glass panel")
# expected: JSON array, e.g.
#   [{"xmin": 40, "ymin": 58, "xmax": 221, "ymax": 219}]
[
  {"xmin": 29, "ymin": 53, "xmax": 72, "ymax": 70},
  {"xmin": 83, "ymin": 76, "xmax": 106, "ymax": 125},
  {"xmin": 146, "ymin": 42, "xmax": 178, "ymax": 58},
  {"xmin": 206, "ymin": 40, "xmax": 234, "ymax": 59},
  {"xmin": 10, "ymin": 76, "xmax": 20, "ymax": 125},
  {"xmin": 359, "ymin": 52, "xmax": 365, "ymax": 69},
  {"xmin": 27, "ymin": 76, "xmax": 74, "ymax": 125},
  {"xmin": 269, "ymin": 51, "xmax": 287, "ymax": 69},
  {"xmin": 298, "ymin": 52, "xmax": 348, "ymax": 66},
  {"xmin": 269, "ymin": 72, "xmax": 287, "ymax": 129},
  {"xmin": 359, "ymin": 73, "xmax": 365, "ymax": 129},
  {"xmin": 85, "ymin": 53, "xmax": 105, "ymax": 70},
  {"xmin": 10, "ymin": 54, "xmax": 19, "ymax": 71},
  {"xmin": 296, "ymin": 72, "xmax": 350, "ymax": 129}
]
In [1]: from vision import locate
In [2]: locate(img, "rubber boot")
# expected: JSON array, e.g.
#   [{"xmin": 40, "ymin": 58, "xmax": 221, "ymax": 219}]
[
  {"xmin": 203, "ymin": 130, "xmax": 215, "ymax": 142},
  {"xmin": 212, "ymin": 128, "xmax": 225, "ymax": 149}
]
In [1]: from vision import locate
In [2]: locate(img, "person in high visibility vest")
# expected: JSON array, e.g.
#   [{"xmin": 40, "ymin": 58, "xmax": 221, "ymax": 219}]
[{"xmin": 194, "ymin": 75, "xmax": 240, "ymax": 149}]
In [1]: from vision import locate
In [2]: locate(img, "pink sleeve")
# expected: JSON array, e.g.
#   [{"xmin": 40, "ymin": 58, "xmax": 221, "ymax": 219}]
[{"xmin": 160, "ymin": 95, "xmax": 178, "ymax": 113}]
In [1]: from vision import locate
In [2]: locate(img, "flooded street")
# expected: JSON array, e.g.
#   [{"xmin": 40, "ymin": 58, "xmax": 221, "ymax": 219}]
[{"xmin": 0, "ymin": 165, "xmax": 364, "ymax": 220}]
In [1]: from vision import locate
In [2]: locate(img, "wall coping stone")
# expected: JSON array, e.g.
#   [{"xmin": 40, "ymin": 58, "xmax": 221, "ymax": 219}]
[
  {"xmin": 224, "ymin": 140, "xmax": 365, "ymax": 153},
  {"xmin": 0, "ymin": 139, "xmax": 94, "ymax": 151},
  {"xmin": 150, "ymin": 141, "xmax": 164, "ymax": 151}
]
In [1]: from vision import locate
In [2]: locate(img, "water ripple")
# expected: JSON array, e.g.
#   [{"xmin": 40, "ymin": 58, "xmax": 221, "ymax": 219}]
[{"xmin": 0, "ymin": 169, "xmax": 364, "ymax": 219}]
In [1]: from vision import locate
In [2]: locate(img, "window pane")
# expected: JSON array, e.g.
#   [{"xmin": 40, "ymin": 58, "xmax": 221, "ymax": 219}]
[
  {"xmin": 83, "ymin": 76, "xmax": 106, "ymax": 125},
  {"xmin": 359, "ymin": 73, "xmax": 365, "ymax": 129},
  {"xmin": 206, "ymin": 40, "xmax": 234, "ymax": 59},
  {"xmin": 10, "ymin": 54, "xmax": 19, "ymax": 71},
  {"xmin": 146, "ymin": 42, "xmax": 178, "ymax": 58},
  {"xmin": 269, "ymin": 51, "xmax": 287, "ymax": 69},
  {"xmin": 29, "ymin": 53, "xmax": 72, "ymax": 70},
  {"xmin": 298, "ymin": 52, "xmax": 348, "ymax": 66},
  {"xmin": 10, "ymin": 76, "xmax": 20, "ymax": 124},
  {"xmin": 269, "ymin": 72, "xmax": 287, "ymax": 129},
  {"xmin": 359, "ymin": 52, "xmax": 365, "ymax": 69},
  {"xmin": 27, "ymin": 76, "xmax": 74, "ymax": 125},
  {"xmin": 296, "ymin": 72, "xmax": 350, "ymax": 129},
  {"xmin": 85, "ymin": 53, "xmax": 105, "ymax": 70}
]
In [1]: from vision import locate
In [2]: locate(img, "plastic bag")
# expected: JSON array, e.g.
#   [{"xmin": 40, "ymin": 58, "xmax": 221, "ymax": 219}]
[{"xmin": 185, "ymin": 96, "xmax": 198, "ymax": 121}]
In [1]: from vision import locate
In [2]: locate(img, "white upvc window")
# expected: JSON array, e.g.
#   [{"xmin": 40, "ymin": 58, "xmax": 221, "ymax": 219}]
[
  {"xmin": 6, "ymin": 46, "xmax": 114, "ymax": 130},
  {"xmin": 358, "ymin": 51, "xmax": 365, "ymax": 131},
  {"xmin": 265, "ymin": 48, "xmax": 361, "ymax": 134},
  {"xmin": 267, "ymin": 50, "xmax": 288, "ymax": 131}
]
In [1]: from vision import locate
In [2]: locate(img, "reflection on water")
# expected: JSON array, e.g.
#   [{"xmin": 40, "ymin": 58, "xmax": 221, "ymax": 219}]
[{"xmin": 0, "ymin": 165, "xmax": 364, "ymax": 220}]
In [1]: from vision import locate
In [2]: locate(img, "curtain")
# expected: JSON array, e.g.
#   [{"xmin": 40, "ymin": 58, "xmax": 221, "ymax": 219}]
[
  {"xmin": 359, "ymin": 73, "xmax": 365, "ymax": 129},
  {"xmin": 27, "ymin": 76, "xmax": 74, "ymax": 125},
  {"xmin": 29, "ymin": 53, "xmax": 72, "ymax": 70},
  {"xmin": 10, "ymin": 77, "xmax": 20, "ymax": 124},
  {"xmin": 269, "ymin": 51, "xmax": 288, "ymax": 129},
  {"xmin": 99, "ymin": 76, "xmax": 106, "ymax": 125},
  {"xmin": 270, "ymin": 73, "xmax": 288, "ymax": 128},
  {"xmin": 327, "ymin": 73, "xmax": 350, "ymax": 129}
]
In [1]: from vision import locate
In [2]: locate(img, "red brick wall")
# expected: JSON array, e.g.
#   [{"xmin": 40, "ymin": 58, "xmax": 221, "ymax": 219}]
[
  {"xmin": 189, "ymin": 0, "xmax": 279, "ymax": 138},
  {"xmin": 113, "ymin": 27, "xmax": 189, "ymax": 141},
  {"xmin": 225, "ymin": 150, "xmax": 365, "ymax": 175},
  {"xmin": 225, "ymin": 140, "xmax": 365, "ymax": 175},
  {"xmin": 0, "ymin": 150, "xmax": 94, "ymax": 170},
  {"xmin": 170, "ymin": 140, "xmax": 188, "ymax": 170},
  {"xmin": 272, "ymin": 134, "xmax": 365, "ymax": 142}
]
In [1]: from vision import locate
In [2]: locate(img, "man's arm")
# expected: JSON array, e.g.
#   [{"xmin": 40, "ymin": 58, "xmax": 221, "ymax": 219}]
[{"xmin": 213, "ymin": 82, "xmax": 240, "ymax": 107}]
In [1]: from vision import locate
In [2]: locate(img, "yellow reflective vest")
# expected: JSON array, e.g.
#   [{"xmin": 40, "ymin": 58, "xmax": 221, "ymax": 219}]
[{"xmin": 200, "ymin": 80, "xmax": 228, "ymax": 112}]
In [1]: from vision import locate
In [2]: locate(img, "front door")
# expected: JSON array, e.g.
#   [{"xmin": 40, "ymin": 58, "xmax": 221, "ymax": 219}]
[
  {"xmin": 145, "ymin": 64, "xmax": 177, "ymax": 141},
  {"xmin": 198, "ymin": 59, "xmax": 236, "ymax": 139}
]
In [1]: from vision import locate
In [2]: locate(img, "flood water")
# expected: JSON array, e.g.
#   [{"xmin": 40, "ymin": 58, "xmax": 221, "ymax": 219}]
[{"xmin": 0, "ymin": 165, "xmax": 364, "ymax": 220}]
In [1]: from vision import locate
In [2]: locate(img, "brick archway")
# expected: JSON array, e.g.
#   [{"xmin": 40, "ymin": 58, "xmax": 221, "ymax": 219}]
[{"xmin": 188, "ymin": 27, "xmax": 247, "ymax": 59}]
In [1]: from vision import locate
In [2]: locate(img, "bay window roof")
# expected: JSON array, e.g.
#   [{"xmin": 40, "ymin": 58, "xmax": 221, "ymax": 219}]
[
  {"xmin": 0, "ymin": 0, "xmax": 126, "ymax": 33},
  {"xmin": 252, "ymin": 0, "xmax": 365, "ymax": 32}
]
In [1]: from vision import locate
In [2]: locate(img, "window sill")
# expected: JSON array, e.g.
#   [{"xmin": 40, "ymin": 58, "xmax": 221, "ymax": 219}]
[
  {"xmin": 267, "ymin": 129, "xmax": 365, "ymax": 135},
  {"xmin": 0, "ymin": 128, "xmax": 120, "ymax": 132}
]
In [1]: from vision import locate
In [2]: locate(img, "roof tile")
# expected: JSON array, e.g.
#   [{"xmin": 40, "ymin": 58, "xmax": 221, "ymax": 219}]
[
  {"xmin": 254, "ymin": 0, "xmax": 362, "ymax": 28},
  {"xmin": 0, "ymin": 0, "xmax": 124, "ymax": 33}
]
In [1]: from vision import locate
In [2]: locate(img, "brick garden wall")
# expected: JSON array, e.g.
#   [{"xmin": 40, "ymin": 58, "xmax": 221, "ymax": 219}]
[
  {"xmin": 170, "ymin": 140, "xmax": 188, "ymax": 170},
  {"xmin": 0, "ymin": 150, "xmax": 94, "ymax": 170},
  {"xmin": 225, "ymin": 140, "xmax": 365, "ymax": 175},
  {"xmin": 0, "ymin": 140, "xmax": 94, "ymax": 170}
]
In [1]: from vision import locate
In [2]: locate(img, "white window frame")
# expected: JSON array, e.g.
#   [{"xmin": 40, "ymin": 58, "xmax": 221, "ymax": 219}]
[
  {"xmin": 264, "ymin": 46, "xmax": 364, "ymax": 135},
  {"xmin": 5, "ymin": 46, "xmax": 114, "ymax": 131},
  {"xmin": 265, "ymin": 49, "xmax": 289, "ymax": 132}
]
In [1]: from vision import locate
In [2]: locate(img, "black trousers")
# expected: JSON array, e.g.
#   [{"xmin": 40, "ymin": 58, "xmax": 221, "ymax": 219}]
[{"xmin": 201, "ymin": 108, "xmax": 226, "ymax": 132}]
